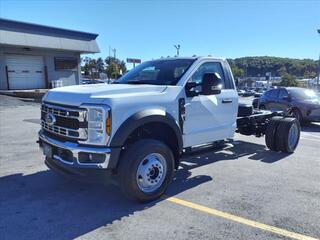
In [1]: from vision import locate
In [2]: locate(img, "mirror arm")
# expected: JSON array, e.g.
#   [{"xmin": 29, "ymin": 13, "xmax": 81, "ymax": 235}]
[
  {"xmin": 185, "ymin": 82, "xmax": 200, "ymax": 91},
  {"xmin": 186, "ymin": 89, "xmax": 200, "ymax": 97}
]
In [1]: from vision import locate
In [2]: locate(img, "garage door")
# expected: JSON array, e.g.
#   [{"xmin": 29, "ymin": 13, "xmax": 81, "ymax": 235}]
[{"xmin": 5, "ymin": 55, "xmax": 46, "ymax": 90}]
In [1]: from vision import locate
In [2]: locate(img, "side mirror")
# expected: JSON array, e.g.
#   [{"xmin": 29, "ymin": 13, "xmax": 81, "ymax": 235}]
[{"xmin": 202, "ymin": 72, "xmax": 222, "ymax": 95}]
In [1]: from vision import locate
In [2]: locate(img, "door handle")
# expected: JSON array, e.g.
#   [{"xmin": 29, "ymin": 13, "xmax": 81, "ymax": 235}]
[{"xmin": 222, "ymin": 99, "xmax": 233, "ymax": 103}]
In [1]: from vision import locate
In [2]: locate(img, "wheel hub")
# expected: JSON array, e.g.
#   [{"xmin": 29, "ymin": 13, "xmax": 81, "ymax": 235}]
[
  {"xmin": 288, "ymin": 123, "xmax": 299, "ymax": 149},
  {"xmin": 136, "ymin": 153, "xmax": 167, "ymax": 193}
]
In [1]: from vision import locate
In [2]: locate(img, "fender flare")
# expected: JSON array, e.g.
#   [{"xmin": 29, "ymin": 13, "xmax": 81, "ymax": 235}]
[{"xmin": 108, "ymin": 109, "xmax": 183, "ymax": 169}]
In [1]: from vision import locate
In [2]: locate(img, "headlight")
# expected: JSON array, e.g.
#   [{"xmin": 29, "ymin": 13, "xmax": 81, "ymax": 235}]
[{"xmin": 79, "ymin": 105, "xmax": 111, "ymax": 146}]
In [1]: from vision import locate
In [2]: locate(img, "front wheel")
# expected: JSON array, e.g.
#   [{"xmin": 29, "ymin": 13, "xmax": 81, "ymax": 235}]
[{"xmin": 118, "ymin": 139, "xmax": 175, "ymax": 202}]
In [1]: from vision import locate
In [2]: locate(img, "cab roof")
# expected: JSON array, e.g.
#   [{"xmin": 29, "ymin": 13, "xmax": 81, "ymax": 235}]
[{"xmin": 153, "ymin": 56, "xmax": 226, "ymax": 61}]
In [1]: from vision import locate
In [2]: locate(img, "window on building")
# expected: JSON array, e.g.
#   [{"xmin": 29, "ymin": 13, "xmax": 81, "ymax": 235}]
[{"xmin": 54, "ymin": 57, "xmax": 78, "ymax": 70}]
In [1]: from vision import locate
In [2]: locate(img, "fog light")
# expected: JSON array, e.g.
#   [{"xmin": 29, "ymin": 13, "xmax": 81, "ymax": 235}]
[{"xmin": 78, "ymin": 152, "xmax": 106, "ymax": 163}]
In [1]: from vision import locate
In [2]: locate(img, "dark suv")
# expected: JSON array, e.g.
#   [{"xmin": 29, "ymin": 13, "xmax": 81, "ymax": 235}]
[{"xmin": 258, "ymin": 87, "xmax": 320, "ymax": 123}]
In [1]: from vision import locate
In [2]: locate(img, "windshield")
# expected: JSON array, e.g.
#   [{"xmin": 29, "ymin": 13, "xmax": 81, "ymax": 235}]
[
  {"xmin": 114, "ymin": 59, "xmax": 195, "ymax": 85},
  {"xmin": 288, "ymin": 88, "xmax": 317, "ymax": 100}
]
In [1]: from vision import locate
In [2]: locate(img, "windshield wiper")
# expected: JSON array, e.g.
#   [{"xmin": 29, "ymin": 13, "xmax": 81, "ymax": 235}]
[{"xmin": 125, "ymin": 80, "xmax": 155, "ymax": 85}]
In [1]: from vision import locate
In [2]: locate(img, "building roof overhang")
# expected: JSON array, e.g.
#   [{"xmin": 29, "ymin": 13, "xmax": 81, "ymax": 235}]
[{"xmin": 0, "ymin": 18, "xmax": 100, "ymax": 53}]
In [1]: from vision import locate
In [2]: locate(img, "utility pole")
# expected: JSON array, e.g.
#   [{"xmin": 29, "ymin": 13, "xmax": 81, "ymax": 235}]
[{"xmin": 174, "ymin": 44, "xmax": 181, "ymax": 56}]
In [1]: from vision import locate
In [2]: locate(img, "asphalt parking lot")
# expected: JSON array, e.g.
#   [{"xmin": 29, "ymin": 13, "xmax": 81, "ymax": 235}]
[{"xmin": 1, "ymin": 95, "xmax": 319, "ymax": 240}]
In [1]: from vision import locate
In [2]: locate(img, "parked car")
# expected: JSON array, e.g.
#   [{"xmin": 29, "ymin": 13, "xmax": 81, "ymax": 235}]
[
  {"xmin": 243, "ymin": 90, "xmax": 255, "ymax": 97},
  {"xmin": 254, "ymin": 92, "xmax": 262, "ymax": 98},
  {"xmin": 252, "ymin": 97, "xmax": 260, "ymax": 109},
  {"xmin": 259, "ymin": 87, "xmax": 320, "ymax": 123},
  {"xmin": 237, "ymin": 89, "xmax": 245, "ymax": 96}
]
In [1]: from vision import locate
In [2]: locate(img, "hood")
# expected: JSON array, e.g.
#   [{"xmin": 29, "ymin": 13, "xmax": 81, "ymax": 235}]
[{"xmin": 44, "ymin": 84, "xmax": 167, "ymax": 106}]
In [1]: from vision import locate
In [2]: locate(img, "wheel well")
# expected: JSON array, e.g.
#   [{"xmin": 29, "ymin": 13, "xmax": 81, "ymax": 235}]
[
  {"xmin": 292, "ymin": 107, "xmax": 301, "ymax": 113},
  {"xmin": 123, "ymin": 122, "xmax": 181, "ymax": 169}
]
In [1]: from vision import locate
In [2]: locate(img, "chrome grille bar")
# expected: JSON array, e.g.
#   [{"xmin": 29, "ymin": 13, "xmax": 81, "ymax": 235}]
[
  {"xmin": 41, "ymin": 103, "xmax": 86, "ymax": 122},
  {"xmin": 41, "ymin": 121, "xmax": 87, "ymax": 140},
  {"xmin": 41, "ymin": 103, "xmax": 88, "ymax": 140}
]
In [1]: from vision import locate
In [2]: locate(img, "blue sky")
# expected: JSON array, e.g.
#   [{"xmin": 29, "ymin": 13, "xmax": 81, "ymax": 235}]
[{"xmin": 1, "ymin": 0, "xmax": 320, "ymax": 63}]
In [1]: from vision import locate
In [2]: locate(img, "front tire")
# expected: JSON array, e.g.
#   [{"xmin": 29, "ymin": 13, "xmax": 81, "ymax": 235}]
[{"xmin": 118, "ymin": 139, "xmax": 174, "ymax": 202}]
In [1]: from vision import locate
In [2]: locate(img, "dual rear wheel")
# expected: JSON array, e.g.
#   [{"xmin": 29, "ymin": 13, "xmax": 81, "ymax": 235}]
[{"xmin": 265, "ymin": 117, "xmax": 300, "ymax": 153}]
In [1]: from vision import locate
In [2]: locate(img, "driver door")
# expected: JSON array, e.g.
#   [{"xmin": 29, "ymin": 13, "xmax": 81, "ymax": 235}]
[{"xmin": 183, "ymin": 61, "xmax": 238, "ymax": 147}]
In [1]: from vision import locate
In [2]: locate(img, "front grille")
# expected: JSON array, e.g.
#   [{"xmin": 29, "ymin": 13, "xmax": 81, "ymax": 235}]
[{"xmin": 41, "ymin": 103, "xmax": 87, "ymax": 140}]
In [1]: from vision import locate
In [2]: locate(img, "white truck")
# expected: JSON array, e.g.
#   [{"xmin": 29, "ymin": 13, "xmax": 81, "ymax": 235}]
[{"xmin": 38, "ymin": 57, "xmax": 300, "ymax": 202}]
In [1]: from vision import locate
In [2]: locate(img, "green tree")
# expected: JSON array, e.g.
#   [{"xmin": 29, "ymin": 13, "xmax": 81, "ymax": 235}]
[
  {"xmin": 231, "ymin": 66, "xmax": 245, "ymax": 79},
  {"xmin": 106, "ymin": 62, "xmax": 119, "ymax": 79},
  {"xmin": 105, "ymin": 57, "xmax": 127, "ymax": 79},
  {"xmin": 96, "ymin": 57, "xmax": 105, "ymax": 73},
  {"xmin": 279, "ymin": 73, "xmax": 299, "ymax": 87}
]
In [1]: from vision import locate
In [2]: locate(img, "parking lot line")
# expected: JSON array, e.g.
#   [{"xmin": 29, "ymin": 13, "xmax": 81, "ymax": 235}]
[
  {"xmin": 300, "ymin": 137, "xmax": 320, "ymax": 143},
  {"xmin": 165, "ymin": 196, "xmax": 319, "ymax": 240}
]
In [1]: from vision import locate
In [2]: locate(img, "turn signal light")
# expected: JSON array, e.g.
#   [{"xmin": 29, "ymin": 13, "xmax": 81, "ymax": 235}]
[{"xmin": 106, "ymin": 117, "xmax": 111, "ymax": 135}]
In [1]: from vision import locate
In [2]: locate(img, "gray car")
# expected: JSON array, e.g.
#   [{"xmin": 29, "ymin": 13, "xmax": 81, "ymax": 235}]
[{"xmin": 259, "ymin": 87, "xmax": 320, "ymax": 123}]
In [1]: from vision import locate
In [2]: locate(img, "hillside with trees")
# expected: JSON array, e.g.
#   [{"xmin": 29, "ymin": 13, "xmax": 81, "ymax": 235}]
[{"xmin": 228, "ymin": 56, "xmax": 318, "ymax": 80}]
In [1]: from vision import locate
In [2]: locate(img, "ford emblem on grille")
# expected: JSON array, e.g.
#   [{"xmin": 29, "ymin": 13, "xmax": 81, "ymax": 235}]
[{"xmin": 45, "ymin": 113, "xmax": 56, "ymax": 126}]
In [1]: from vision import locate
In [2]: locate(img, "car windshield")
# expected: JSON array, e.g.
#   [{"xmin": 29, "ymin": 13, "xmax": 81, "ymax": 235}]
[
  {"xmin": 114, "ymin": 59, "xmax": 195, "ymax": 85},
  {"xmin": 288, "ymin": 88, "xmax": 317, "ymax": 100}
]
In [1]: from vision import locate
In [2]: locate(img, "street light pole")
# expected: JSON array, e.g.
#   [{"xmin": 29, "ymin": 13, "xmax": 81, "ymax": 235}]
[
  {"xmin": 174, "ymin": 44, "xmax": 181, "ymax": 56},
  {"xmin": 112, "ymin": 48, "xmax": 117, "ymax": 59}
]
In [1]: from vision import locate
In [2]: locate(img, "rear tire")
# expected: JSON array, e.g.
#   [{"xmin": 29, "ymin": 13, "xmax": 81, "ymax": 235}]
[
  {"xmin": 265, "ymin": 116, "xmax": 283, "ymax": 151},
  {"xmin": 275, "ymin": 118, "xmax": 300, "ymax": 153},
  {"xmin": 118, "ymin": 139, "xmax": 174, "ymax": 202}
]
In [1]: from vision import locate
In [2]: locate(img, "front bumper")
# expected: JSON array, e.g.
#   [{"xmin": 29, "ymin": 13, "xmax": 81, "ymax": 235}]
[{"xmin": 38, "ymin": 130, "xmax": 118, "ymax": 170}]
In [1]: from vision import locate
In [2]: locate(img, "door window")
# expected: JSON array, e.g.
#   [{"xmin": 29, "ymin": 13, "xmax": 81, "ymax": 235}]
[
  {"xmin": 278, "ymin": 89, "xmax": 289, "ymax": 100},
  {"xmin": 265, "ymin": 89, "xmax": 278, "ymax": 99},
  {"xmin": 189, "ymin": 62, "xmax": 226, "ymax": 92}
]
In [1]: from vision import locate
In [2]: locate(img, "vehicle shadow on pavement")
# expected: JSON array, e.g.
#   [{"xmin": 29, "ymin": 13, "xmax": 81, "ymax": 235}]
[
  {"xmin": 0, "ymin": 169, "xmax": 212, "ymax": 239},
  {"xmin": 179, "ymin": 140, "xmax": 289, "ymax": 167},
  {"xmin": 301, "ymin": 122, "xmax": 320, "ymax": 132},
  {"xmin": 0, "ymin": 142, "xmax": 288, "ymax": 239}
]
